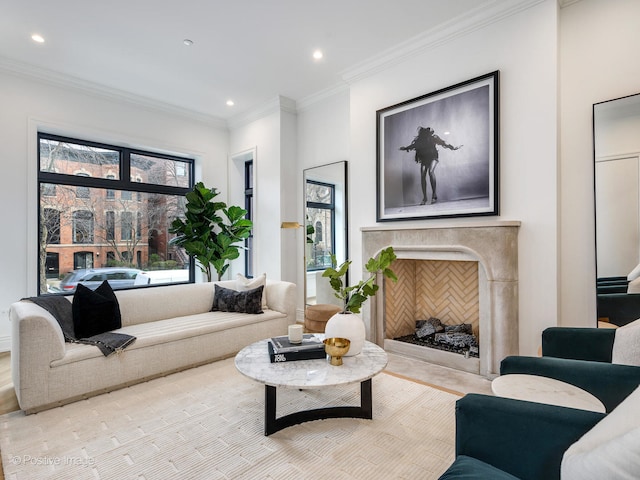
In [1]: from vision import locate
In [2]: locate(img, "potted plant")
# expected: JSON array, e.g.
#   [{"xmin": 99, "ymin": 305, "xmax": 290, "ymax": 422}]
[
  {"xmin": 169, "ymin": 182, "xmax": 252, "ymax": 282},
  {"xmin": 321, "ymin": 246, "xmax": 397, "ymax": 355}
]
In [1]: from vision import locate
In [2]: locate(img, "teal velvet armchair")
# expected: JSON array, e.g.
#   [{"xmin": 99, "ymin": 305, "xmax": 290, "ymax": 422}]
[
  {"xmin": 500, "ymin": 327, "xmax": 640, "ymax": 412},
  {"xmin": 439, "ymin": 327, "xmax": 640, "ymax": 479},
  {"xmin": 438, "ymin": 394, "xmax": 605, "ymax": 480}
]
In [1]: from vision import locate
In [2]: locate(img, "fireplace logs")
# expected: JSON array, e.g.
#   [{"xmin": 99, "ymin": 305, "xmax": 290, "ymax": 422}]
[{"xmin": 395, "ymin": 318, "xmax": 479, "ymax": 358}]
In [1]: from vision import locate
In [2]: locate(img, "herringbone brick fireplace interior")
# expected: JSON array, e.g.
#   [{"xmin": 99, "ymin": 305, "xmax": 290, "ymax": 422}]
[{"xmin": 384, "ymin": 259, "xmax": 480, "ymax": 341}]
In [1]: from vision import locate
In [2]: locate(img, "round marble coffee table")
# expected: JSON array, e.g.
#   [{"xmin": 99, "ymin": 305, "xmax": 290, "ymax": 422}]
[
  {"xmin": 491, "ymin": 374, "xmax": 606, "ymax": 412},
  {"xmin": 235, "ymin": 337, "xmax": 388, "ymax": 435}
]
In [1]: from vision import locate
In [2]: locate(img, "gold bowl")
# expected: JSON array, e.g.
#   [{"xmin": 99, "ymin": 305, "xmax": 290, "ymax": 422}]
[{"xmin": 323, "ymin": 337, "xmax": 351, "ymax": 366}]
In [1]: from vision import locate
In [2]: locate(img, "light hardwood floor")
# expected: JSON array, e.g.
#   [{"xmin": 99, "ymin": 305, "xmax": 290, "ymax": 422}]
[
  {"xmin": 0, "ymin": 353, "xmax": 17, "ymax": 417},
  {"xmin": 0, "ymin": 352, "xmax": 16, "ymax": 480}
]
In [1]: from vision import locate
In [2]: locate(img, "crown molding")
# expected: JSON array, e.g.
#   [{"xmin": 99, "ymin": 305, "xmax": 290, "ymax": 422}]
[
  {"xmin": 0, "ymin": 56, "xmax": 227, "ymax": 130},
  {"xmin": 226, "ymin": 95, "xmax": 297, "ymax": 130},
  {"xmin": 558, "ymin": 0, "xmax": 582, "ymax": 7},
  {"xmin": 341, "ymin": 0, "xmax": 546, "ymax": 84},
  {"xmin": 296, "ymin": 82, "xmax": 350, "ymax": 113}
]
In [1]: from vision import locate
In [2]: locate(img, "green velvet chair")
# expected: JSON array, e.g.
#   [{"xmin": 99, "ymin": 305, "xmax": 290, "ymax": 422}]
[
  {"xmin": 500, "ymin": 327, "xmax": 640, "ymax": 412},
  {"xmin": 438, "ymin": 394, "xmax": 605, "ymax": 480},
  {"xmin": 439, "ymin": 327, "xmax": 640, "ymax": 479}
]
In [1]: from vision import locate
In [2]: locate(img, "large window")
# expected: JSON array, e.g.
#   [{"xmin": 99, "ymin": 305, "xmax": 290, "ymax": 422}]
[
  {"xmin": 38, "ymin": 133, "xmax": 194, "ymax": 295},
  {"xmin": 244, "ymin": 160, "xmax": 254, "ymax": 277}
]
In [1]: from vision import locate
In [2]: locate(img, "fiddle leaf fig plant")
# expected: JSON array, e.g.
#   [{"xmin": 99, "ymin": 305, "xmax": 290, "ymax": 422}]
[
  {"xmin": 322, "ymin": 246, "xmax": 397, "ymax": 314},
  {"xmin": 169, "ymin": 182, "xmax": 252, "ymax": 282}
]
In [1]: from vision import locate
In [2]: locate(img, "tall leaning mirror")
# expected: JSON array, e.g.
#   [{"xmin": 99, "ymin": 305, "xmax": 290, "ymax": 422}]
[
  {"xmin": 594, "ymin": 92, "xmax": 640, "ymax": 326},
  {"xmin": 303, "ymin": 161, "xmax": 348, "ymax": 307}
]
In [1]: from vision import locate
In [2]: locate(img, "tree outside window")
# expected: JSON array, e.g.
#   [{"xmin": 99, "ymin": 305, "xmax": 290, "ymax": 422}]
[
  {"xmin": 121, "ymin": 211, "xmax": 133, "ymax": 241},
  {"xmin": 73, "ymin": 210, "xmax": 94, "ymax": 243},
  {"xmin": 38, "ymin": 133, "xmax": 194, "ymax": 294},
  {"xmin": 106, "ymin": 211, "xmax": 115, "ymax": 240}
]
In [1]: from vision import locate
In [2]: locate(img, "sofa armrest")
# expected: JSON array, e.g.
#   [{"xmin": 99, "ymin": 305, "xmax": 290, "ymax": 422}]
[
  {"xmin": 542, "ymin": 327, "xmax": 615, "ymax": 362},
  {"xmin": 10, "ymin": 301, "xmax": 67, "ymax": 410},
  {"xmin": 500, "ymin": 356, "xmax": 640, "ymax": 412},
  {"xmin": 265, "ymin": 280, "xmax": 296, "ymax": 322},
  {"xmin": 455, "ymin": 394, "xmax": 605, "ymax": 480}
]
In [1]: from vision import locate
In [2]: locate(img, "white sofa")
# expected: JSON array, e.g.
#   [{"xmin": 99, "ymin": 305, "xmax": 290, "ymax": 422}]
[{"xmin": 10, "ymin": 279, "xmax": 296, "ymax": 413}]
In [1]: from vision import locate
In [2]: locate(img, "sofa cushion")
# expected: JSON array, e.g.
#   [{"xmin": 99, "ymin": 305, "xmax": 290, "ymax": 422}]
[
  {"xmin": 612, "ymin": 318, "xmax": 640, "ymax": 366},
  {"xmin": 438, "ymin": 455, "xmax": 520, "ymax": 480},
  {"xmin": 561, "ymin": 385, "xmax": 640, "ymax": 480},
  {"xmin": 211, "ymin": 284, "xmax": 264, "ymax": 314},
  {"xmin": 72, "ymin": 281, "xmax": 122, "ymax": 338},
  {"xmin": 51, "ymin": 308, "xmax": 287, "ymax": 366},
  {"xmin": 236, "ymin": 273, "xmax": 267, "ymax": 309}
]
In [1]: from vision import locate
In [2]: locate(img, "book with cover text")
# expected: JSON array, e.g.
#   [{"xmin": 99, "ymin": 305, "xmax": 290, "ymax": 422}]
[
  {"xmin": 268, "ymin": 341, "xmax": 326, "ymax": 363},
  {"xmin": 269, "ymin": 333, "xmax": 324, "ymax": 353}
]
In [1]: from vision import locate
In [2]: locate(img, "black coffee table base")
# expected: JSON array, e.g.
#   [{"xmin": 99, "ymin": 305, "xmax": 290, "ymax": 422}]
[{"xmin": 264, "ymin": 379, "xmax": 373, "ymax": 436}]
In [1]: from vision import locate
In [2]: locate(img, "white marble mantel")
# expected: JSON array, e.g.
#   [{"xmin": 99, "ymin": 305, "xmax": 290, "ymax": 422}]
[{"xmin": 362, "ymin": 220, "xmax": 520, "ymax": 377}]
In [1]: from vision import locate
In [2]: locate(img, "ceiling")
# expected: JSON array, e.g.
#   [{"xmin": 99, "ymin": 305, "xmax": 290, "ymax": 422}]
[{"xmin": 1, "ymin": 0, "xmax": 522, "ymax": 122}]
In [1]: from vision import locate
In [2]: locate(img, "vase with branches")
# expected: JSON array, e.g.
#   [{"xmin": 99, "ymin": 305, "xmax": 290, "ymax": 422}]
[
  {"xmin": 322, "ymin": 246, "xmax": 397, "ymax": 314},
  {"xmin": 321, "ymin": 246, "xmax": 397, "ymax": 355}
]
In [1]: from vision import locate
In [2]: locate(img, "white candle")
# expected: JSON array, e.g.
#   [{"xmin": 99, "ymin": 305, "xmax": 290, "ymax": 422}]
[{"xmin": 288, "ymin": 324, "xmax": 303, "ymax": 344}]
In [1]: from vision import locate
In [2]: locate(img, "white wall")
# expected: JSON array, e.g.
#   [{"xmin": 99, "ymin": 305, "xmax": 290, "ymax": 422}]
[
  {"xmin": 0, "ymin": 70, "xmax": 228, "ymax": 350},
  {"xmin": 559, "ymin": 0, "xmax": 640, "ymax": 327},
  {"xmin": 344, "ymin": 0, "xmax": 559, "ymax": 356},
  {"xmin": 295, "ymin": 90, "xmax": 351, "ymax": 314},
  {"xmin": 228, "ymin": 99, "xmax": 298, "ymax": 283}
]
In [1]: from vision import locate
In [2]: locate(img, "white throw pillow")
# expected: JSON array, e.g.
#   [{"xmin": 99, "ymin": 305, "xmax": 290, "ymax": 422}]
[
  {"xmin": 561, "ymin": 386, "xmax": 640, "ymax": 480},
  {"xmin": 628, "ymin": 263, "xmax": 640, "ymax": 281},
  {"xmin": 236, "ymin": 273, "xmax": 267, "ymax": 309},
  {"xmin": 627, "ymin": 277, "xmax": 640, "ymax": 293},
  {"xmin": 612, "ymin": 318, "xmax": 640, "ymax": 366}
]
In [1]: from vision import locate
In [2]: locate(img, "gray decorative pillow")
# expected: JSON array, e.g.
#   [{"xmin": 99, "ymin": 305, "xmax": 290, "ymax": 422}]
[
  {"xmin": 211, "ymin": 285, "xmax": 264, "ymax": 314},
  {"xmin": 236, "ymin": 273, "xmax": 268, "ymax": 309}
]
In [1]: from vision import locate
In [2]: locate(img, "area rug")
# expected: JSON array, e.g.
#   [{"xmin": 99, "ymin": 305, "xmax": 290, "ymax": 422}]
[{"xmin": 0, "ymin": 358, "xmax": 460, "ymax": 479}]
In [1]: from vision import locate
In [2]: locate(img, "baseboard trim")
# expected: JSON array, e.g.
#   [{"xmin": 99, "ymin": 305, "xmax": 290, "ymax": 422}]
[{"xmin": 0, "ymin": 335, "xmax": 11, "ymax": 353}]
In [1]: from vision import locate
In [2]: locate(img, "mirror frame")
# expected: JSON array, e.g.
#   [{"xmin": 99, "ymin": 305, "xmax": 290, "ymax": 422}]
[
  {"xmin": 594, "ymin": 93, "xmax": 640, "ymax": 281},
  {"xmin": 593, "ymin": 92, "xmax": 640, "ymax": 326},
  {"xmin": 303, "ymin": 161, "xmax": 349, "ymax": 307}
]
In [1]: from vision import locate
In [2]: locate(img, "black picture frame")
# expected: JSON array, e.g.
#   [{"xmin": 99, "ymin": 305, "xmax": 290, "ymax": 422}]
[{"xmin": 376, "ymin": 71, "xmax": 499, "ymax": 221}]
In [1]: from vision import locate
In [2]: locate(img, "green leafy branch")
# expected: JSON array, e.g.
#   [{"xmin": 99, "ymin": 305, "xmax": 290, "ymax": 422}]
[{"xmin": 322, "ymin": 246, "xmax": 397, "ymax": 314}]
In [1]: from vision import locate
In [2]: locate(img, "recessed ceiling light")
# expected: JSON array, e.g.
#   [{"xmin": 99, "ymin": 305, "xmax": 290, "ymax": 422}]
[
  {"xmin": 226, "ymin": 100, "xmax": 235, "ymax": 107},
  {"xmin": 183, "ymin": 39, "xmax": 194, "ymax": 46},
  {"xmin": 312, "ymin": 50, "xmax": 323, "ymax": 60},
  {"xmin": 31, "ymin": 34, "xmax": 45, "ymax": 43},
  {"xmin": 444, "ymin": 131, "xmax": 451, "ymax": 135}
]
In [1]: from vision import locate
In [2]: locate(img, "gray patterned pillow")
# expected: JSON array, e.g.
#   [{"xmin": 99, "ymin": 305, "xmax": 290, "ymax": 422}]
[{"xmin": 211, "ymin": 285, "xmax": 264, "ymax": 314}]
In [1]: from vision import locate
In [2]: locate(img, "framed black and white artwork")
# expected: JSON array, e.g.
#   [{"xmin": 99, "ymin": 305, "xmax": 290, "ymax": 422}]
[{"xmin": 376, "ymin": 71, "xmax": 499, "ymax": 221}]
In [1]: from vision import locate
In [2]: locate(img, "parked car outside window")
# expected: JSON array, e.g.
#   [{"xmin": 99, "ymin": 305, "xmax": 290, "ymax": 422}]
[{"xmin": 58, "ymin": 267, "xmax": 142, "ymax": 293}]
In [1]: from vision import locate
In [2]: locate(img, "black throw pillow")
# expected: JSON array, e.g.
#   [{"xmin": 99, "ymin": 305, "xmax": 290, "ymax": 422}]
[
  {"xmin": 211, "ymin": 285, "xmax": 264, "ymax": 314},
  {"xmin": 72, "ymin": 281, "xmax": 122, "ymax": 339}
]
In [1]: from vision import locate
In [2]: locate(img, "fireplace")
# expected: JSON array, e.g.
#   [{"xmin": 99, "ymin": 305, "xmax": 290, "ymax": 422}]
[
  {"xmin": 386, "ymin": 258, "xmax": 480, "ymax": 357},
  {"xmin": 361, "ymin": 221, "xmax": 520, "ymax": 377}
]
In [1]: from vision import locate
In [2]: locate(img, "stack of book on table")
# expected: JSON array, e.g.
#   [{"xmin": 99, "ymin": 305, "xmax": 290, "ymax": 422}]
[{"xmin": 268, "ymin": 334, "xmax": 326, "ymax": 363}]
